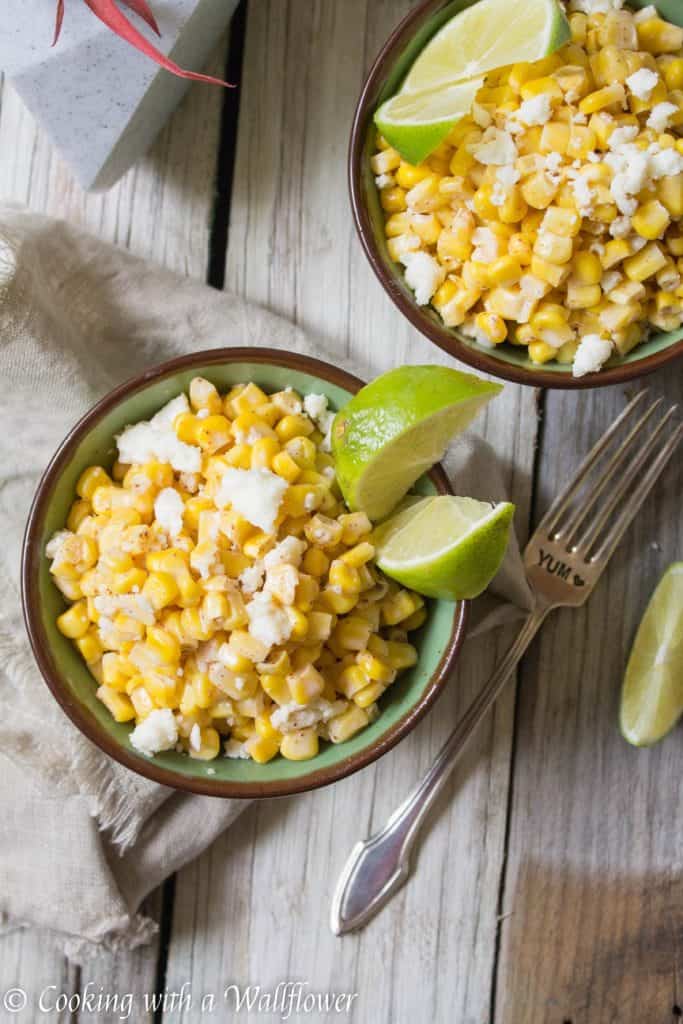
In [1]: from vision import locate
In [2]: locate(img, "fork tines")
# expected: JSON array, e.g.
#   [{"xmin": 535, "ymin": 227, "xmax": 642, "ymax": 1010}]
[{"xmin": 538, "ymin": 390, "xmax": 682, "ymax": 564}]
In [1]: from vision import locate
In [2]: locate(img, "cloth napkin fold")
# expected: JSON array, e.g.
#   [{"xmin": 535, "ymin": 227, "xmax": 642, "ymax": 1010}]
[{"xmin": 0, "ymin": 205, "xmax": 533, "ymax": 960}]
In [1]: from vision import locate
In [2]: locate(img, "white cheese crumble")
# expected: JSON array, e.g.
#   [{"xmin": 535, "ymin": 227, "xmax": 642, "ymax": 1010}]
[
  {"xmin": 224, "ymin": 739, "xmax": 250, "ymax": 759},
  {"xmin": 374, "ymin": 173, "xmax": 394, "ymax": 189},
  {"xmin": 46, "ymin": 529, "xmax": 73, "ymax": 561},
  {"xmin": 270, "ymin": 698, "xmax": 346, "ymax": 734},
  {"xmin": 130, "ymin": 709, "xmax": 178, "ymax": 757},
  {"xmin": 245, "ymin": 592, "xmax": 293, "ymax": 650},
  {"xmin": 468, "ymin": 127, "xmax": 517, "ymax": 165},
  {"xmin": 117, "ymin": 394, "xmax": 201, "ymax": 474},
  {"xmin": 215, "ymin": 467, "xmax": 287, "ymax": 533},
  {"xmin": 239, "ymin": 563, "xmax": 264, "ymax": 595},
  {"xmin": 610, "ymin": 215, "xmax": 632, "ymax": 238},
  {"xmin": 154, "ymin": 488, "xmax": 184, "ymax": 537},
  {"xmin": 649, "ymin": 146, "xmax": 683, "ymax": 179},
  {"xmin": 647, "ymin": 102, "xmax": 678, "ymax": 134},
  {"xmin": 263, "ymin": 535, "xmax": 307, "ymax": 570},
  {"xmin": 601, "ymin": 271, "xmax": 623, "ymax": 294},
  {"xmin": 625, "ymin": 68, "xmax": 659, "ymax": 102},
  {"xmin": 189, "ymin": 723, "xmax": 201, "ymax": 752},
  {"xmin": 570, "ymin": 175, "xmax": 595, "ymax": 216},
  {"xmin": 471, "ymin": 226, "xmax": 501, "ymax": 263},
  {"xmin": 633, "ymin": 4, "xmax": 658, "ymax": 22},
  {"xmin": 608, "ymin": 125, "xmax": 639, "ymax": 149},
  {"xmin": 93, "ymin": 594, "xmax": 155, "ymax": 625},
  {"xmin": 399, "ymin": 251, "xmax": 446, "ymax": 305},
  {"xmin": 515, "ymin": 94, "xmax": 553, "ymax": 127},
  {"xmin": 573, "ymin": 334, "xmax": 613, "ymax": 377}
]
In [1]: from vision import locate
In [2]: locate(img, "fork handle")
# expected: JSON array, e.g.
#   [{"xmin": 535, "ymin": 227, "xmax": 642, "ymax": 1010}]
[{"xmin": 330, "ymin": 607, "xmax": 550, "ymax": 935}]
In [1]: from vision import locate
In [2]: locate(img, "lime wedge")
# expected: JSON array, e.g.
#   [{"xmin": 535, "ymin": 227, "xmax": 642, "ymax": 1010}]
[
  {"xmin": 400, "ymin": 0, "xmax": 571, "ymax": 96},
  {"xmin": 332, "ymin": 366, "xmax": 502, "ymax": 521},
  {"xmin": 620, "ymin": 564, "xmax": 683, "ymax": 747},
  {"xmin": 374, "ymin": 495, "xmax": 515, "ymax": 600},
  {"xmin": 375, "ymin": 78, "xmax": 483, "ymax": 165}
]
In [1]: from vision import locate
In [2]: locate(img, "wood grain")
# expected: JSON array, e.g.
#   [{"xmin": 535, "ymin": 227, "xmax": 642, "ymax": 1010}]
[
  {"xmin": 495, "ymin": 370, "xmax": 683, "ymax": 1024},
  {"xmin": 165, "ymin": 1, "xmax": 540, "ymax": 1021},
  {"xmin": 0, "ymin": 39, "xmax": 228, "ymax": 1017}
]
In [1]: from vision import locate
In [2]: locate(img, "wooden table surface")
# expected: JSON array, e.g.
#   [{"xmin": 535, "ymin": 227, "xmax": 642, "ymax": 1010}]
[{"xmin": 1, "ymin": 3, "xmax": 682, "ymax": 1022}]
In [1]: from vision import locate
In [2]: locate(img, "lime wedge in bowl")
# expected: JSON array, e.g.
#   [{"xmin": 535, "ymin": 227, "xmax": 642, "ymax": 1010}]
[
  {"xmin": 620, "ymin": 563, "xmax": 683, "ymax": 747},
  {"xmin": 331, "ymin": 365, "xmax": 502, "ymax": 521},
  {"xmin": 400, "ymin": 0, "xmax": 571, "ymax": 96},
  {"xmin": 375, "ymin": 78, "xmax": 483, "ymax": 166},
  {"xmin": 374, "ymin": 495, "xmax": 515, "ymax": 600}
]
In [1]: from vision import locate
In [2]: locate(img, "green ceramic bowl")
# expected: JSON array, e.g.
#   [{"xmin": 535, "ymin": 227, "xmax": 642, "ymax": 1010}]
[
  {"xmin": 22, "ymin": 349, "xmax": 467, "ymax": 798},
  {"xmin": 349, "ymin": 0, "xmax": 683, "ymax": 388}
]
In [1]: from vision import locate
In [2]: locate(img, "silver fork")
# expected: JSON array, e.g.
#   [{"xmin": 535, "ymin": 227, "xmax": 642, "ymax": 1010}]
[{"xmin": 330, "ymin": 391, "xmax": 682, "ymax": 936}]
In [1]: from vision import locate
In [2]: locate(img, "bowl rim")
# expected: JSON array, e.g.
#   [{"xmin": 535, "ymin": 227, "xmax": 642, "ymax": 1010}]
[
  {"xmin": 348, "ymin": 0, "xmax": 683, "ymax": 389},
  {"xmin": 22, "ymin": 347, "xmax": 468, "ymax": 799}
]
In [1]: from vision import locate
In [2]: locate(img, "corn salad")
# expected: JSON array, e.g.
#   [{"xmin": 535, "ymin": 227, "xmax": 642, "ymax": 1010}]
[
  {"xmin": 373, "ymin": 0, "xmax": 683, "ymax": 377},
  {"xmin": 47, "ymin": 379, "xmax": 425, "ymax": 764}
]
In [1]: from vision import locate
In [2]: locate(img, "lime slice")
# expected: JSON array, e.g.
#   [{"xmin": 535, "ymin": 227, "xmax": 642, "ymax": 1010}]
[
  {"xmin": 400, "ymin": 0, "xmax": 571, "ymax": 96},
  {"xmin": 374, "ymin": 495, "xmax": 515, "ymax": 600},
  {"xmin": 620, "ymin": 564, "xmax": 683, "ymax": 747},
  {"xmin": 332, "ymin": 366, "xmax": 502, "ymax": 521},
  {"xmin": 375, "ymin": 78, "xmax": 483, "ymax": 166}
]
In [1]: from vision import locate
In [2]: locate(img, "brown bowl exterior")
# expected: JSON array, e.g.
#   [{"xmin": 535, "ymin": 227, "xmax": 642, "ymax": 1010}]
[
  {"xmin": 22, "ymin": 348, "xmax": 468, "ymax": 799},
  {"xmin": 348, "ymin": 0, "xmax": 683, "ymax": 389}
]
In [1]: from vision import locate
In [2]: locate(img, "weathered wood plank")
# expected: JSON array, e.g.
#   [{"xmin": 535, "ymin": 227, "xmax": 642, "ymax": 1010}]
[
  {"xmin": 495, "ymin": 369, "xmax": 683, "ymax": 1024},
  {"xmin": 166, "ymin": 2, "xmax": 540, "ymax": 1021},
  {"xmin": 0, "ymin": 39, "xmax": 228, "ymax": 1015},
  {"xmin": 0, "ymin": 930, "xmax": 77, "ymax": 1023}
]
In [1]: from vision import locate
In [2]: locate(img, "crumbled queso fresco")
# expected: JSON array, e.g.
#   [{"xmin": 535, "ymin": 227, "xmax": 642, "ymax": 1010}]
[
  {"xmin": 48, "ymin": 378, "xmax": 425, "ymax": 764},
  {"xmin": 373, "ymin": 0, "xmax": 683, "ymax": 376}
]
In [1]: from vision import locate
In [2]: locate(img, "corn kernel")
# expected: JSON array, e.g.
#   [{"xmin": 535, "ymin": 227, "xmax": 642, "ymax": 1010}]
[
  {"xmin": 280, "ymin": 728, "xmax": 319, "ymax": 761},
  {"xmin": 97, "ymin": 685, "xmax": 135, "ymax": 723},
  {"xmin": 632, "ymin": 199, "xmax": 671, "ymax": 241},
  {"xmin": 328, "ymin": 704, "xmax": 369, "ymax": 744}
]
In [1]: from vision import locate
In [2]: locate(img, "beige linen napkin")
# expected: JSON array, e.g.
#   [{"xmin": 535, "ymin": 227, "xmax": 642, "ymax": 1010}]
[{"xmin": 0, "ymin": 205, "xmax": 532, "ymax": 960}]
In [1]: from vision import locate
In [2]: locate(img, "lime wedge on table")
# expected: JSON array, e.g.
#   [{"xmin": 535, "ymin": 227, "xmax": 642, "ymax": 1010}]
[
  {"xmin": 620, "ymin": 564, "xmax": 683, "ymax": 747},
  {"xmin": 331, "ymin": 365, "xmax": 502, "ymax": 522},
  {"xmin": 375, "ymin": 78, "xmax": 483, "ymax": 166},
  {"xmin": 374, "ymin": 496, "xmax": 515, "ymax": 600},
  {"xmin": 400, "ymin": 0, "xmax": 571, "ymax": 96}
]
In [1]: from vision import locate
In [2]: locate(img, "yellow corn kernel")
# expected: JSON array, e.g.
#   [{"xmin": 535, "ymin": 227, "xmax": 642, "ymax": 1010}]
[
  {"xmin": 566, "ymin": 281, "xmax": 602, "ymax": 310},
  {"xmin": 395, "ymin": 162, "xmax": 431, "ymax": 190},
  {"xmin": 76, "ymin": 465, "xmax": 112, "ymax": 501},
  {"xmin": 499, "ymin": 187, "xmax": 529, "ymax": 225},
  {"xmin": 101, "ymin": 652, "xmax": 134, "ymax": 690},
  {"xmin": 402, "ymin": 606, "xmax": 428, "ymax": 632},
  {"xmin": 380, "ymin": 186, "xmax": 407, "ymax": 213},
  {"xmin": 335, "ymin": 664, "xmax": 368, "ymax": 699},
  {"xmin": 381, "ymin": 590, "xmax": 424, "ymax": 627},
  {"xmin": 110, "ymin": 568, "xmax": 148, "ymax": 596},
  {"xmin": 194, "ymin": 415, "xmax": 231, "ymax": 454},
  {"xmin": 663, "ymin": 58, "xmax": 683, "ymax": 91},
  {"xmin": 293, "ymin": 574, "xmax": 320, "ymax": 613},
  {"xmin": 371, "ymin": 145, "xmax": 401, "ymax": 175},
  {"xmin": 533, "ymin": 231, "xmax": 574, "ymax": 264},
  {"xmin": 229, "ymin": 382, "xmax": 269, "ymax": 415},
  {"xmin": 56, "ymin": 600, "xmax": 90, "ymax": 639},
  {"xmin": 270, "ymin": 450, "xmax": 302, "ymax": 483},
  {"xmin": 189, "ymin": 376, "xmax": 222, "ymax": 414},
  {"xmin": 224, "ymin": 444, "xmax": 252, "ymax": 469},
  {"xmin": 485, "ymin": 255, "xmax": 521, "ymax": 288},
  {"xmin": 328, "ymin": 704, "xmax": 369, "ymax": 744},
  {"xmin": 657, "ymin": 174, "xmax": 683, "ymax": 219},
  {"xmin": 335, "ymin": 513, "xmax": 370, "ymax": 547},
  {"xmin": 302, "ymin": 546, "xmax": 329, "ymax": 577},
  {"xmin": 623, "ymin": 243, "xmax": 669, "ymax": 282},
  {"xmin": 530, "ymin": 255, "xmax": 570, "ymax": 288},
  {"xmin": 520, "ymin": 76, "xmax": 563, "ymax": 103},
  {"xmin": 340, "ymin": 542, "xmax": 375, "ymax": 569},
  {"xmin": 173, "ymin": 412, "xmax": 200, "ymax": 444},
  {"xmin": 257, "ymin": 672, "xmax": 289, "ymax": 706},
  {"xmin": 472, "ymin": 311, "xmax": 506, "ymax": 345},
  {"xmin": 386, "ymin": 641, "xmax": 418, "ymax": 671},
  {"xmin": 97, "ymin": 685, "xmax": 135, "ymax": 722},
  {"xmin": 632, "ymin": 199, "xmax": 671, "ymax": 241},
  {"xmin": 539, "ymin": 121, "xmax": 571, "ymax": 156},
  {"xmin": 77, "ymin": 629, "xmax": 104, "ymax": 664},
  {"xmin": 319, "ymin": 589, "xmax": 359, "ymax": 615},
  {"xmin": 334, "ymin": 616, "xmax": 373, "ymax": 652},
  {"xmin": 288, "ymin": 664, "xmax": 325, "ymax": 705},
  {"xmin": 283, "ymin": 434, "xmax": 316, "ymax": 468},
  {"xmin": 352, "ymin": 680, "xmax": 385, "ymax": 709},
  {"xmin": 329, "ymin": 559, "xmax": 362, "ymax": 594},
  {"xmin": 188, "ymin": 726, "xmax": 220, "ymax": 761},
  {"xmin": 530, "ymin": 303, "xmax": 569, "ymax": 333},
  {"xmin": 304, "ymin": 513, "xmax": 343, "ymax": 548},
  {"xmin": 246, "ymin": 435, "xmax": 279, "ymax": 470},
  {"xmin": 572, "ymin": 250, "xmax": 603, "ymax": 284},
  {"xmin": 569, "ymin": 11, "xmax": 587, "ymax": 44},
  {"xmin": 66, "ymin": 499, "xmax": 92, "ymax": 532},
  {"xmin": 521, "ymin": 172, "xmax": 559, "ymax": 210},
  {"xmin": 579, "ymin": 83, "xmax": 625, "ymax": 114},
  {"xmin": 146, "ymin": 624, "xmax": 181, "ymax": 664},
  {"xmin": 282, "ymin": 484, "xmax": 326, "ymax": 518},
  {"xmin": 242, "ymin": 531, "xmax": 275, "ymax": 560},
  {"xmin": 356, "ymin": 651, "xmax": 396, "ymax": 685},
  {"xmin": 543, "ymin": 206, "xmax": 582, "ymax": 239},
  {"xmin": 637, "ymin": 18, "xmax": 683, "ymax": 55},
  {"xmin": 528, "ymin": 341, "xmax": 557, "ymax": 364},
  {"xmin": 128, "ymin": 684, "xmax": 154, "ymax": 719},
  {"xmin": 601, "ymin": 238, "xmax": 631, "ymax": 270},
  {"xmin": 278, "ymin": 728, "xmax": 318, "ymax": 761},
  {"xmin": 472, "ymin": 184, "xmax": 500, "ymax": 221},
  {"xmin": 141, "ymin": 571, "xmax": 179, "ymax": 611},
  {"xmin": 178, "ymin": 607, "xmax": 212, "ymax": 643},
  {"xmin": 54, "ymin": 576, "xmax": 83, "ymax": 602}
]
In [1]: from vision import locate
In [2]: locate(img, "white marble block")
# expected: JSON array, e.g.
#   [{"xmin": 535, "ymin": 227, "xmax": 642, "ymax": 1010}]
[{"xmin": 1, "ymin": 0, "xmax": 238, "ymax": 190}]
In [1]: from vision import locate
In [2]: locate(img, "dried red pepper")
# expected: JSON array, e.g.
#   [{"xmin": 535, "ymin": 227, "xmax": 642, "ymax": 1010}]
[{"xmin": 53, "ymin": 0, "xmax": 232, "ymax": 87}]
